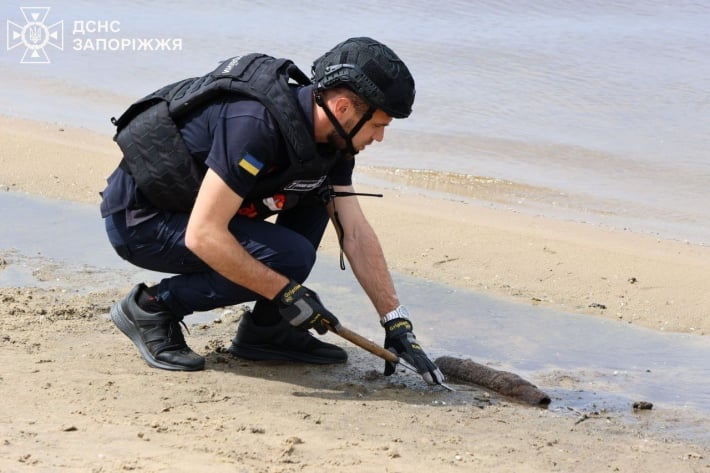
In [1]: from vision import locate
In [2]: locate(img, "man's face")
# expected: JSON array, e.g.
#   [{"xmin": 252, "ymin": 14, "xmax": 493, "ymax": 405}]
[{"xmin": 327, "ymin": 107, "xmax": 392, "ymax": 154}]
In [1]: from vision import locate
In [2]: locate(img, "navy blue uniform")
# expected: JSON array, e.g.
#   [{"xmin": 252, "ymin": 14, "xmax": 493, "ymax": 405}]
[{"xmin": 101, "ymin": 85, "xmax": 352, "ymax": 316}]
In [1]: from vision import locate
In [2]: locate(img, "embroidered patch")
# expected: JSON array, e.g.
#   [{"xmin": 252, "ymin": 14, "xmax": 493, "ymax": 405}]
[{"xmin": 238, "ymin": 153, "xmax": 263, "ymax": 176}]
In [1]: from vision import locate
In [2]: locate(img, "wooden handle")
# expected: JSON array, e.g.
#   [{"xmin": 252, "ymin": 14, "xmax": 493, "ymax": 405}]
[{"xmin": 332, "ymin": 324, "xmax": 400, "ymax": 364}]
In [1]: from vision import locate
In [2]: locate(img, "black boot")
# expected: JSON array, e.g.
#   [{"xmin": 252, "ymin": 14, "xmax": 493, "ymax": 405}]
[
  {"xmin": 110, "ymin": 284, "xmax": 205, "ymax": 371},
  {"xmin": 228, "ymin": 308, "xmax": 347, "ymax": 365}
]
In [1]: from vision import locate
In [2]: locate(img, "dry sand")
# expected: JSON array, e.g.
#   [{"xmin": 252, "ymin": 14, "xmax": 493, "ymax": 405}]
[{"xmin": 1, "ymin": 115, "xmax": 708, "ymax": 472}]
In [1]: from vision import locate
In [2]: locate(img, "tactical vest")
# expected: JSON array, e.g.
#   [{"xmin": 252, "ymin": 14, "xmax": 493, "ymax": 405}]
[{"xmin": 112, "ymin": 53, "xmax": 337, "ymax": 213}]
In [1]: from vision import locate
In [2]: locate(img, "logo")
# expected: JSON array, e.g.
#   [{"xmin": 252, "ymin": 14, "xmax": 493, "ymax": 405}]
[
  {"xmin": 6, "ymin": 7, "xmax": 64, "ymax": 64},
  {"xmin": 221, "ymin": 56, "xmax": 242, "ymax": 74},
  {"xmin": 283, "ymin": 176, "xmax": 327, "ymax": 192}
]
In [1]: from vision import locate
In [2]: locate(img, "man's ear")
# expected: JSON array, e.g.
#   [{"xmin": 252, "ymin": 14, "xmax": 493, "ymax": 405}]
[{"xmin": 331, "ymin": 95, "xmax": 352, "ymax": 118}]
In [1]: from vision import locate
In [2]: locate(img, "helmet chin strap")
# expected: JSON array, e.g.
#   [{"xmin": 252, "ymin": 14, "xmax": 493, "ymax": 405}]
[{"xmin": 315, "ymin": 90, "xmax": 375, "ymax": 156}]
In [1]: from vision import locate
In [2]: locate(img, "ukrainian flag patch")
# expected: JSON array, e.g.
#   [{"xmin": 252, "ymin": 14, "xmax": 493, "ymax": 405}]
[{"xmin": 238, "ymin": 153, "xmax": 263, "ymax": 176}]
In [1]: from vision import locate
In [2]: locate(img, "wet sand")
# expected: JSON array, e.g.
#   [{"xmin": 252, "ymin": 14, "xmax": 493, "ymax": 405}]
[{"xmin": 1, "ymin": 115, "xmax": 709, "ymax": 471}]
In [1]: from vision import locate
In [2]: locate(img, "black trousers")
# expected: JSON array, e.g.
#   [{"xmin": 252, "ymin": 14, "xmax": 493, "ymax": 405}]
[{"xmin": 105, "ymin": 205, "xmax": 329, "ymax": 317}]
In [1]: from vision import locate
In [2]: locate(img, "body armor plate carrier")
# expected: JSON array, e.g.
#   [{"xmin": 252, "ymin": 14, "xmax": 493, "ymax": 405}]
[{"xmin": 112, "ymin": 53, "xmax": 332, "ymax": 213}]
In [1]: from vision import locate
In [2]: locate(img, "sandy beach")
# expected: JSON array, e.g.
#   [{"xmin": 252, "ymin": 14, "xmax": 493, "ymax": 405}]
[{"xmin": 1, "ymin": 115, "xmax": 709, "ymax": 472}]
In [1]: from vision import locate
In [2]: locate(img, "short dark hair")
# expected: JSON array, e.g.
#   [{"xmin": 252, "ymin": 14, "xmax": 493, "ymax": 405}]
[{"xmin": 321, "ymin": 87, "xmax": 370, "ymax": 115}]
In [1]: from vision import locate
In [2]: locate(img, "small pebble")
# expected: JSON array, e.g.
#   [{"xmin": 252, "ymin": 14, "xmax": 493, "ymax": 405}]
[{"xmin": 632, "ymin": 401, "xmax": 653, "ymax": 410}]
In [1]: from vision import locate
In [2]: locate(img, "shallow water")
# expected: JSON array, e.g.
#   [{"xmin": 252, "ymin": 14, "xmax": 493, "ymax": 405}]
[
  {"xmin": 1, "ymin": 1, "xmax": 709, "ymax": 243},
  {"xmin": 1, "ymin": 192, "xmax": 709, "ymax": 445}
]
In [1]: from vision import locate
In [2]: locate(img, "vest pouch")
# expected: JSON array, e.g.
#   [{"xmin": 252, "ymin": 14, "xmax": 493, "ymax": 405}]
[{"xmin": 116, "ymin": 100, "xmax": 204, "ymax": 213}]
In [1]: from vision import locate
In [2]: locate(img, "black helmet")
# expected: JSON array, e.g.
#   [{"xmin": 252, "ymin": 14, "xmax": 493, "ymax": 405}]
[{"xmin": 312, "ymin": 37, "xmax": 415, "ymax": 119}]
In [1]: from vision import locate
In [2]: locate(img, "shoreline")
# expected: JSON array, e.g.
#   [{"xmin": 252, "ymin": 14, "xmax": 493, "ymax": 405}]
[
  {"xmin": 2, "ymin": 114, "xmax": 709, "ymax": 336},
  {"xmin": 1, "ymin": 114, "xmax": 709, "ymax": 471},
  {"xmin": 349, "ymin": 175, "xmax": 710, "ymax": 336},
  {"xmin": 358, "ymin": 164, "xmax": 710, "ymax": 247}
]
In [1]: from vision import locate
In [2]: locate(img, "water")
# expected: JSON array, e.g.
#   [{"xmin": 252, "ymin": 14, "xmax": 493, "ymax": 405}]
[
  {"xmin": 2, "ymin": 192, "xmax": 709, "ymax": 445},
  {"xmin": 1, "ymin": 1, "xmax": 709, "ymax": 243}
]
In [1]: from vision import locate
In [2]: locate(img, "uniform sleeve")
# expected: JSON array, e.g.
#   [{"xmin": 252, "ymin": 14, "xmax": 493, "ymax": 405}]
[
  {"xmin": 205, "ymin": 100, "xmax": 282, "ymax": 198},
  {"xmin": 327, "ymin": 156, "xmax": 355, "ymax": 186}
]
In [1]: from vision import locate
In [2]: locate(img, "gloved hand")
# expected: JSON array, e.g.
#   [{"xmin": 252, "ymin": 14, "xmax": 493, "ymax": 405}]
[
  {"xmin": 383, "ymin": 317, "xmax": 445, "ymax": 385},
  {"xmin": 275, "ymin": 280, "xmax": 340, "ymax": 335}
]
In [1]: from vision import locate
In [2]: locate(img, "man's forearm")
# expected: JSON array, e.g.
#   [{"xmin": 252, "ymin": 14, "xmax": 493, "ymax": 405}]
[
  {"xmin": 186, "ymin": 227, "xmax": 288, "ymax": 300},
  {"xmin": 342, "ymin": 221, "xmax": 400, "ymax": 317}
]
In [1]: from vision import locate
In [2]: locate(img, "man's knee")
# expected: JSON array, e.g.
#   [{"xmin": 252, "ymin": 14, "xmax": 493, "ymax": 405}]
[{"xmin": 277, "ymin": 233, "xmax": 317, "ymax": 282}]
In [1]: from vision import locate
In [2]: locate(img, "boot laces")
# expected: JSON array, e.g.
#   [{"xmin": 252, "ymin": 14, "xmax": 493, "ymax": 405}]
[{"xmin": 166, "ymin": 320, "xmax": 190, "ymax": 348}]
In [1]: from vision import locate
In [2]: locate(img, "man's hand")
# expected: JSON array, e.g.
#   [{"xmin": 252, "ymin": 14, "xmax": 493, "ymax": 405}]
[
  {"xmin": 383, "ymin": 318, "xmax": 445, "ymax": 385},
  {"xmin": 275, "ymin": 280, "xmax": 340, "ymax": 334}
]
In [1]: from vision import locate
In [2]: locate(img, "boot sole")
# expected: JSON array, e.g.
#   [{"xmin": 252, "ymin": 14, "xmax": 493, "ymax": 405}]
[{"xmin": 110, "ymin": 302, "xmax": 203, "ymax": 371}]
